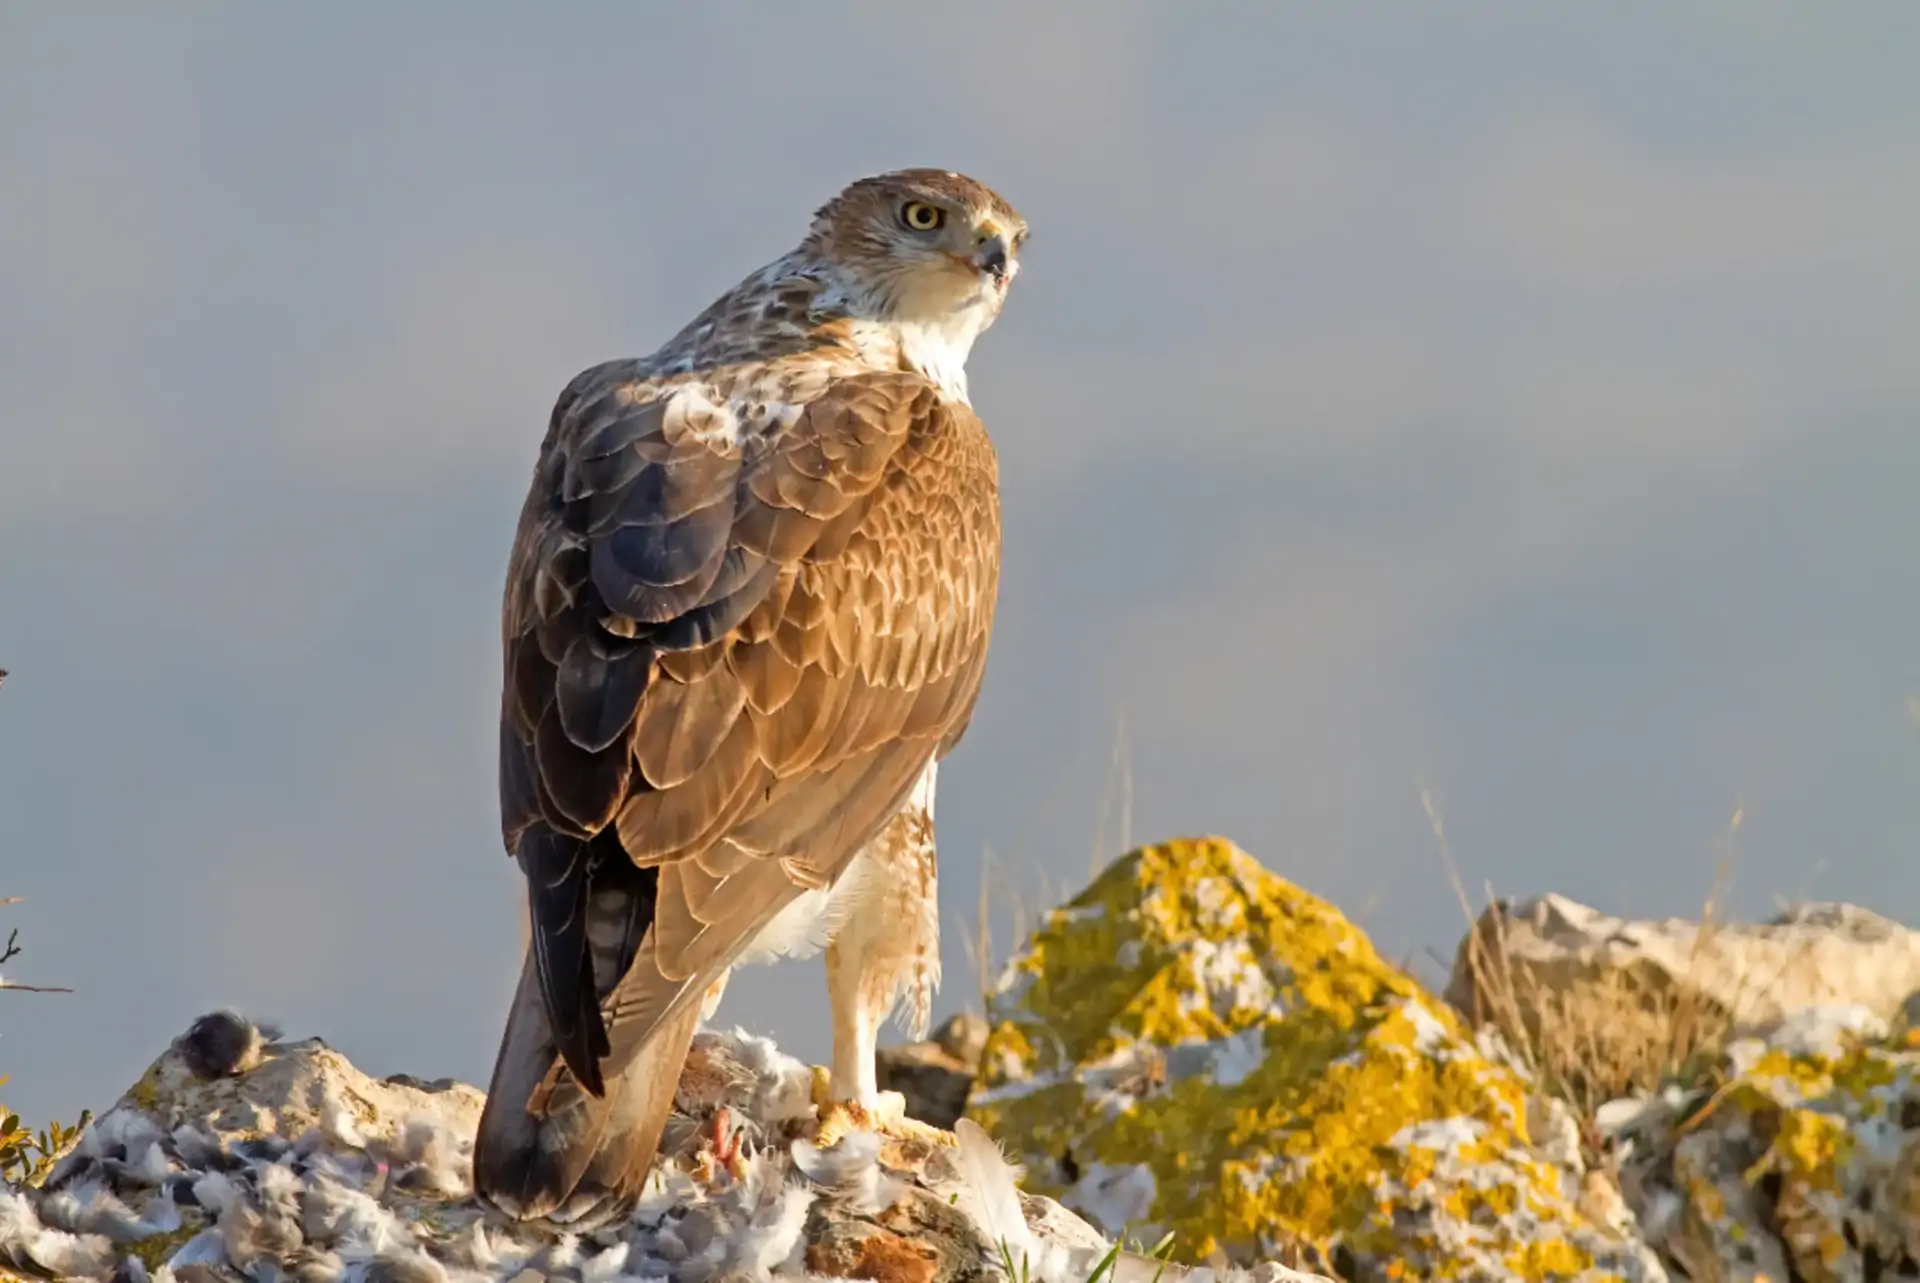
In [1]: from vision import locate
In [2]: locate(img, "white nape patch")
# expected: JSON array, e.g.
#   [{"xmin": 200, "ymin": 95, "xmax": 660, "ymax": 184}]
[{"xmin": 664, "ymin": 382, "xmax": 744, "ymax": 448}]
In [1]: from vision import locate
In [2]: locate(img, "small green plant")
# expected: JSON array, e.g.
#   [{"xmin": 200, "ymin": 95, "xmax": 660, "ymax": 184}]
[
  {"xmin": 993, "ymin": 1228, "xmax": 1178, "ymax": 1283},
  {"xmin": 0, "ymin": 1091, "xmax": 85, "ymax": 1187}
]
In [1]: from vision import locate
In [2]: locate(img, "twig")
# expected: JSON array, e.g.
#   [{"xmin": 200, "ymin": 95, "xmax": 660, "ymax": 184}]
[{"xmin": 1, "ymin": 897, "xmax": 71, "ymax": 994}]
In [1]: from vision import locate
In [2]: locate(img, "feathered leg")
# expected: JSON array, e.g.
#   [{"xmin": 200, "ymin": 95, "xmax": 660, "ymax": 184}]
[{"xmin": 814, "ymin": 763, "xmax": 954, "ymax": 1147}]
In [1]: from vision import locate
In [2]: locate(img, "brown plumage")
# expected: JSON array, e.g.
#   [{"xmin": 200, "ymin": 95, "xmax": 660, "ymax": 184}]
[{"xmin": 474, "ymin": 168, "xmax": 1026, "ymax": 1227}]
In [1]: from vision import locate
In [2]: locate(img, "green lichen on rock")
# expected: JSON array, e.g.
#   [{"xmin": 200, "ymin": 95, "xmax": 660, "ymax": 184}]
[{"xmin": 964, "ymin": 836, "xmax": 1663, "ymax": 1280}]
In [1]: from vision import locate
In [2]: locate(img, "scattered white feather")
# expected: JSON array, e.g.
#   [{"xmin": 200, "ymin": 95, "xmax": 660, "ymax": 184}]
[
  {"xmin": 719, "ymin": 1027, "xmax": 818, "ymax": 1126},
  {"xmin": 1065, "ymin": 1160, "xmax": 1157, "ymax": 1235},
  {"xmin": 189, "ymin": 1170, "xmax": 243, "ymax": 1218},
  {"xmin": 128, "ymin": 1193, "xmax": 185, "ymax": 1239},
  {"xmin": 166, "ymin": 1226, "xmax": 228, "ymax": 1269},
  {"xmin": 578, "ymin": 1239, "xmax": 632, "ymax": 1282},
  {"xmin": 742, "ymin": 1182, "xmax": 813, "ymax": 1280},
  {"xmin": 952, "ymin": 1119, "xmax": 1035, "ymax": 1272},
  {"xmin": 791, "ymin": 1133, "xmax": 903, "ymax": 1216},
  {"xmin": 130, "ymin": 1139, "xmax": 174, "ymax": 1185},
  {"xmin": 3, "ymin": 1023, "xmax": 1225, "ymax": 1283},
  {"xmin": 170, "ymin": 1123, "xmax": 224, "ymax": 1169},
  {"xmin": 34, "ymin": 1184, "xmax": 85, "ymax": 1231},
  {"xmin": 322, "ymin": 1104, "xmax": 369, "ymax": 1149},
  {"xmin": 256, "ymin": 1160, "xmax": 304, "ymax": 1209}
]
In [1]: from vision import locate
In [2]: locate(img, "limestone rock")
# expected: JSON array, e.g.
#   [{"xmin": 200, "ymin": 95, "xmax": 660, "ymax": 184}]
[
  {"xmin": 0, "ymin": 1010, "xmax": 1314, "ymax": 1282},
  {"xmin": 877, "ymin": 1012, "xmax": 987, "ymax": 1129},
  {"xmin": 965, "ymin": 836, "xmax": 1666, "ymax": 1281},
  {"xmin": 1447, "ymin": 892, "xmax": 1920, "ymax": 1041},
  {"xmin": 1605, "ymin": 1005, "xmax": 1920, "ymax": 1282}
]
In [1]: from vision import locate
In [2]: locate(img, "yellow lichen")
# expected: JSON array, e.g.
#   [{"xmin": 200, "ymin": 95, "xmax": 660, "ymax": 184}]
[
  {"xmin": 966, "ymin": 837, "xmax": 1658, "ymax": 1279},
  {"xmin": 125, "ymin": 1065, "xmax": 163, "ymax": 1114},
  {"xmin": 126, "ymin": 1224, "xmax": 201, "ymax": 1270}
]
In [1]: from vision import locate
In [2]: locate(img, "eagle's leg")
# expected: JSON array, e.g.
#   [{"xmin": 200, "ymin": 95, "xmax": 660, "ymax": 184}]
[{"xmin": 813, "ymin": 762, "xmax": 953, "ymax": 1148}]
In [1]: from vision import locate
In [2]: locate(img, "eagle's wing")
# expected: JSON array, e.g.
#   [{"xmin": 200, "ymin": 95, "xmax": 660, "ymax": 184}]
[{"xmin": 476, "ymin": 359, "xmax": 999, "ymax": 1223}]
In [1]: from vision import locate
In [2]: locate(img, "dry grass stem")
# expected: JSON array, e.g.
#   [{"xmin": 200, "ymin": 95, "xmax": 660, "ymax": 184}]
[
  {"xmin": 1091, "ymin": 710, "xmax": 1134, "ymax": 880},
  {"xmin": 955, "ymin": 846, "xmax": 1059, "ymax": 1019},
  {"xmin": 1423, "ymin": 781, "xmax": 1761, "ymax": 1116}
]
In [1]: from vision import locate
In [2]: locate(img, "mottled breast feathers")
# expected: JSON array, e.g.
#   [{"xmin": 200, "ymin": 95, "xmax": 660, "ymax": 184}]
[{"xmin": 499, "ymin": 355, "xmax": 999, "ymax": 1088}]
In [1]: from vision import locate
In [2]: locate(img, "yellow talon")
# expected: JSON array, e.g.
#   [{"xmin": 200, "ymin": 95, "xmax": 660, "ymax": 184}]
[
  {"xmin": 812, "ymin": 1088, "xmax": 958, "ymax": 1151},
  {"xmin": 810, "ymin": 1065, "xmax": 834, "ymax": 1111}
]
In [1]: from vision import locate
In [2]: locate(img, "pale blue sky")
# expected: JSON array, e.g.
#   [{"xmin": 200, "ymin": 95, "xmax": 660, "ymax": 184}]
[{"xmin": 3, "ymin": 3, "xmax": 1918, "ymax": 1128}]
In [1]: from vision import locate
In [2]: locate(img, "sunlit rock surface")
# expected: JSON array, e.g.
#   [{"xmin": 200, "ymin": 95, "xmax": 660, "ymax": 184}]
[
  {"xmin": 1603, "ymin": 1005, "xmax": 1920, "ymax": 1283},
  {"xmin": 1447, "ymin": 893, "xmax": 1920, "ymax": 1042},
  {"xmin": 0, "ymin": 1010, "xmax": 1317, "ymax": 1282},
  {"xmin": 965, "ymin": 836, "xmax": 1666, "ymax": 1281}
]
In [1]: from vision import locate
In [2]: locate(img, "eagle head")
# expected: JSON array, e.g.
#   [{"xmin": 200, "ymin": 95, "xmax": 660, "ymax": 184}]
[{"xmin": 804, "ymin": 168, "xmax": 1029, "ymax": 339}]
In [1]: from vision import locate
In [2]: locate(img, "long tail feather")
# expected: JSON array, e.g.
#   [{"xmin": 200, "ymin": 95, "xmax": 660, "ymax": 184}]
[{"xmin": 472, "ymin": 948, "xmax": 700, "ymax": 1229}]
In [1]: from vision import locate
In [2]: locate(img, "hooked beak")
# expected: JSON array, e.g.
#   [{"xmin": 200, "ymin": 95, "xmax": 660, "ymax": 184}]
[{"xmin": 972, "ymin": 230, "xmax": 1017, "ymax": 288}]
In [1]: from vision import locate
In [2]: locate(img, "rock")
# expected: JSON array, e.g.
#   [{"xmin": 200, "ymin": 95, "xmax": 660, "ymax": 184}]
[
  {"xmin": 0, "ymin": 1009, "xmax": 1314, "ymax": 1281},
  {"xmin": 876, "ymin": 1013, "xmax": 987, "ymax": 1129},
  {"xmin": 1446, "ymin": 892, "xmax": 1920, "ymax": 1045},
  {"xmin": 1609, "ymin": 1004, "xmax": 1920, "ymax": 1282},
  {"xmin": 965, "ymin": 836, "xmax": 1666, "ymax": 1280}
]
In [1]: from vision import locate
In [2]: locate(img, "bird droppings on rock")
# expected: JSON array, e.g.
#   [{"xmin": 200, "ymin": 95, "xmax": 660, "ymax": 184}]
[
  {"xmin": 965, "ymin": 836, "xmax": 1668, "ymax": 1280},
  {"xmin": 0, "ymin": 1011, "xmax": 1324, "ymax": 1282}
]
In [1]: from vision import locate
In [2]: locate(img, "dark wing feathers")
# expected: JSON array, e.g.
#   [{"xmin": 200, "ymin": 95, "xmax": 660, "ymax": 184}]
[{"xmin": 496, "ymin": 358, "xmax": 998, "ymax": 1107}]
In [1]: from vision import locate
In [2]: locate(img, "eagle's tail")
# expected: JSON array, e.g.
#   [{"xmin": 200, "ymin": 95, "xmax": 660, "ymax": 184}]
[{"xmin": 472, "ymin": 946, "xmax": 699, "ymax": 1229}]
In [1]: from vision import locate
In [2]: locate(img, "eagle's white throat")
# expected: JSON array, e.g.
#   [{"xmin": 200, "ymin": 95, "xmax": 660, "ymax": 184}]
[
  {"xmin": 841, "ymin": 271, "xmax": 1001, "ymax": 406},
  {"xmin": 892, "ymin": 314, "xmax": 981, "ymax": 404}
]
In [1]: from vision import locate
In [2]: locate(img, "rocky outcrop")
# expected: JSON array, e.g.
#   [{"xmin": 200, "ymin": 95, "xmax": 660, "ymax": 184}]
[
  {"xmin": 23, "ymin": 849, "xmax": 1920, "ymax": 1281},
  {"xmin": 0, "ymin": 1010, "xmax": 1321, "ymax": 1282},
  {"xmin": 877, "ymin": 1013, "xmax": 987, "ymax": 1131},
  {"xmin": 1447, "ymin": 893, "xmax": 1920, "ymax": 1041},
  {"xmin": 963, "ymin": 837, "xmax": 1665, "ymax": 1281},
  {"xmin": 1600, "ymin": 1004, "xmax": 1920, "ymax": 1282}
]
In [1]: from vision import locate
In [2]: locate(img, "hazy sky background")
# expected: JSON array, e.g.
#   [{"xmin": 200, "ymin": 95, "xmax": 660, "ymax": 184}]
[{"xmin": 3, "ymin": 4, "xmax": 1918, "ymax": 1128}]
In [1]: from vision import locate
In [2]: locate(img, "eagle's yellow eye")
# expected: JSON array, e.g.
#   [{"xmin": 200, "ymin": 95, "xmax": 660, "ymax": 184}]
[{"xmin": 901, "ymin": 201, "xmax": 944, "ymax": 232}]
